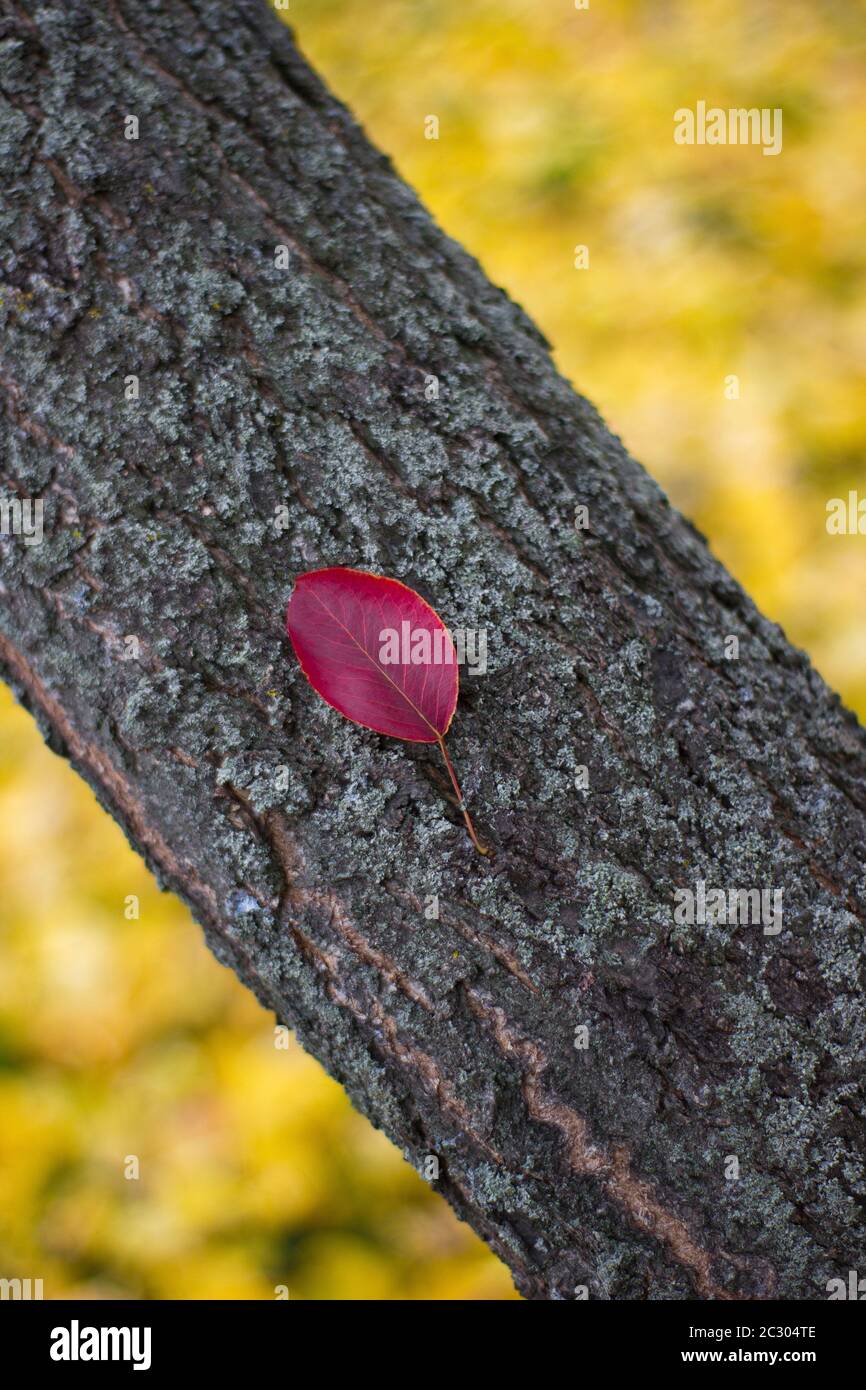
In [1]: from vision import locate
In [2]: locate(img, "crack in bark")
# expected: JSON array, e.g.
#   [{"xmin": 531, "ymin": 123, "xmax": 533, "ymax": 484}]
[{"xmin": 466, "ymin": 987, "xmax": 777, "ymax": 1300}]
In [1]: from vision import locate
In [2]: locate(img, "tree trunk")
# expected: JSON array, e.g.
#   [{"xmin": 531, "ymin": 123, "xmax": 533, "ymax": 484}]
[{"xmin": 1, "ymin": 0, "xmax": 864, "ymax": 1301}]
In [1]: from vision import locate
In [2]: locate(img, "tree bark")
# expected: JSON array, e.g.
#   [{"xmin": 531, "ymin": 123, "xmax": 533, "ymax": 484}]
[{"xmin": 1, "ymin": 0, "xmax": 864, "ymax": 1301}]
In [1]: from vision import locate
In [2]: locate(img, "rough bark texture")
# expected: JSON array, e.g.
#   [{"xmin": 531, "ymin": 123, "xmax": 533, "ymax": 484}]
[{"xmin": 1, "ymin": 0, "xmax": 864, "ymax": 1301}]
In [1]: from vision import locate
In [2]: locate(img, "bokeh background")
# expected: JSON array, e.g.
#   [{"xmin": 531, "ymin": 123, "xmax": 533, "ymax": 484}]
[{"xmin": 1, "ymin": 0, "xmax": 864, "ymax": 1299}]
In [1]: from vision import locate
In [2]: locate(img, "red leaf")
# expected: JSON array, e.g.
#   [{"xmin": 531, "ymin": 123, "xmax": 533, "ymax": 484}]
[
  {"xmin": 286, "ymin": 567, "xmax": 487, "ymax": 854},
  {"xmin": 286, "ymin": 566, "xmax": 457, "ymax": 741}
]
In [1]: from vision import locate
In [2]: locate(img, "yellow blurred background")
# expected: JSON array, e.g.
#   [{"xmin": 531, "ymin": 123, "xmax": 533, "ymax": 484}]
[{"xmin": 1, "ymin": 0, "xmax": 864, "ymax": 1299}]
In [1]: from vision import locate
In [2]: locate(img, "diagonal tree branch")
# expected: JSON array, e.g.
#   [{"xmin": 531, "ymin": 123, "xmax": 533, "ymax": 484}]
[{"xmin": 0, "ymin": 0, "xmax": 864, "ymax": 1299}]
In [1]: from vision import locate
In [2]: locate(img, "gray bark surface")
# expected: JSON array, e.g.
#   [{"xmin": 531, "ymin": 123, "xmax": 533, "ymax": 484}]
[{"xmin": 1, "ymin": 0, "xmax": 864, "ymax": 1300}]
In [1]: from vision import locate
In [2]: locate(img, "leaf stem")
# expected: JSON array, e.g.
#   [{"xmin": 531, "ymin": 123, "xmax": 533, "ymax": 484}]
[{"xmin": 436, "ymin": 735, "xmax": 489, "ymax": 856}]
